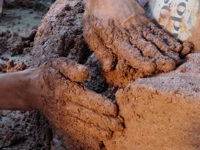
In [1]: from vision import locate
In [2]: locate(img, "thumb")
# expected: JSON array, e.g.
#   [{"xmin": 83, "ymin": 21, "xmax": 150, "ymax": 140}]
[{"xmin": 52, "ymin": 58, "xmax": 91, "ymax": 83}]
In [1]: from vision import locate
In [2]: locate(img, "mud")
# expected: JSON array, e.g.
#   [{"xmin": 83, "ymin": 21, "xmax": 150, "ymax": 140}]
[
  {"xmin": 0, "ymin": 0, "xmax": 198, "ymax": 150},
  {"xmin": 30, "ymin": 0, "xmax": 193, "ymax": 149},
  {"xmin": 39, "ymin": 60, "xmax": 124, "ymax": 149},
  {"xmin": 0, "ymin": 111, "xmax": 52, "ymax": 150},
  {"xmin": 31, "ymin": 0, "xmax": 90, "ymax": 67},
  {"xmin": 103, "ymin": 53, "xmax": 200, "ymax": 149},
  {"xmin": 0, "ymin": 29, "xmax": 35, "ymax": 73}
]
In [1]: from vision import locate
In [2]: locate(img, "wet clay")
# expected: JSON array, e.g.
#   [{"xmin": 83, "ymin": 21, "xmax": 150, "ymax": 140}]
[
  {"xmin": 103, "ymin": 53, "xmax": 200, "ymax": 149},
  {"xmin": 0, "ymin": 0, "xmax": 195, "ymax": 149}
]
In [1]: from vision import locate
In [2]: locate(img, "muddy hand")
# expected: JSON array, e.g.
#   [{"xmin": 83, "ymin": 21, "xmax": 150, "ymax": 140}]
[
  {"xmin": 38, "ymin": 58, "xmax": 124, "ymax": 141},
  {"xmin": 83, "ymin": 0, "xmax": 193, "ymax": 76}
]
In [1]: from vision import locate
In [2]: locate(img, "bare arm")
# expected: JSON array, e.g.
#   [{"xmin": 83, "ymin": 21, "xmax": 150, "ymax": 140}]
[
  {"xmin": 0, "ymin": 68, "xmax": 43, "ymax": 110},
  {"xmin": 0, "ymin": 0, "xmax": 3, "ymax": 15}
]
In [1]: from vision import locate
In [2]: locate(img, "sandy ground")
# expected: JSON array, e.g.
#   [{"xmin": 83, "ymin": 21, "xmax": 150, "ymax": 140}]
[
  {"xmin": 0, "ymin": 7, "xmax": 53, "ymax": 150},
  {"xmin": 0, "ymin": 7, "xmax": 44, "ymax": 66},
  {"xmin": 0, "ymin": 8, "xmax": 44, "ymax": 33}
]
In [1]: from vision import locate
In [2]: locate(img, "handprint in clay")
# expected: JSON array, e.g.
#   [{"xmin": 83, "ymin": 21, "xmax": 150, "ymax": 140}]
[{"xmin": 83, "ymin": 0, "xmax": 193, "ymax": 87}]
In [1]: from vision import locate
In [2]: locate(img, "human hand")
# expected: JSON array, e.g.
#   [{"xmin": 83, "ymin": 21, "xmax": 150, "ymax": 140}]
[
  {"xmin": 37, "ymin": 58, "xmax": 123, "ymax": 149},
  {"xmin": 83, "ymin": 0, "xmax": 193, "ymax": 87}
]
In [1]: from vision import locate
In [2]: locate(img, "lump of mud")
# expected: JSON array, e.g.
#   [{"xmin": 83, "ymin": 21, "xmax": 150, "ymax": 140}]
[
  {"xmin": 7, "ymin": 33, "xmax": 24, "ymax": 55},
  {"xmin": 6, "ymin": 60, "xmax": 26, "ymax": 72},
  {"xmin": 18, "ymin": 29, "xmax": 37, "ymax": 41}
]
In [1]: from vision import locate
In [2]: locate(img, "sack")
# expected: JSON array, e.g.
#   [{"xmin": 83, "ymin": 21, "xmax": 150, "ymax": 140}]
[{"xmin": 146, "ymin": 0, "xmax": 200, "ymax": 50}]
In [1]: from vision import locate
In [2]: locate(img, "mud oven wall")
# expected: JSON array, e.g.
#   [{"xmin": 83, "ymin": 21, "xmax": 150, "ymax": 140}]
[{"xmin": 104, "ymin": 54, "xmax": 200, "ymax": 149}]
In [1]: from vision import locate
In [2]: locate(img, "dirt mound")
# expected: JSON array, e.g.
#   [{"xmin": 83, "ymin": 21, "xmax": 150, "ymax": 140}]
[
  {"xmin": 3, "ymin": 0, "xmax": 54, "ymax": 10},
  {"xmin": 0, "ymin": 111, "xmax": 52, "ymax": 150},
  {"xmin": 0, "ymin": 29, "xmax": 35, "ymax": 73}
]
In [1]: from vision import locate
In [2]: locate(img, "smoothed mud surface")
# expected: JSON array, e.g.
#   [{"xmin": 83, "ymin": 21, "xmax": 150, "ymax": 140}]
[{"xmin": 104, "ymin": 53, "xmax": 200, "ymax": 150}]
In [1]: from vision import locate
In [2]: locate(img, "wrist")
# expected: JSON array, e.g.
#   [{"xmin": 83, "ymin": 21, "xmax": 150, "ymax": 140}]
[{"xmin": 24, "ymin": 68, "xmax": 47, "ymax": 110}]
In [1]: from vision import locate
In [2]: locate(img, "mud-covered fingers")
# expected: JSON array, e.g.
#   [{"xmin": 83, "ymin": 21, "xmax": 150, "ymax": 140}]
[
  {"xmin": 147, "ymin": 22, "xmax": 183, "ymax": 52},
  {"xmin": 140, "ymin": 41, "xmax": 177, "ymax": 72},
  {"xmin": 162, "ymin": 33, "xmax": 183, "ymax": 52},
  {"xmin": 62, "ymin": 115, "xmax": 113, "ymax": 140},
  {"xmin": 61, "ymin": 81, "xmax": 118, "ymax": 116},
  {"xmin": 126, "ymin": 20, "xmax": 172, "ymax": 52},
  {"xmin": 44, "ymin": 106, "xmax": 113, "ymax": 140},
  {"xmin": 148, "ymin": 22, "xmax": 194, "ymax": 56},
  {"xmin": 163, "ymin": 50, "xmax": 181, "ymax": 64},
  {"xmin": 181, "ymin": 41, "xmax": 194, "ymax": 57},
  {"xmin": 88, "ymin": 17, "xmax": 155, "ymax": 74},
  {"xmin": 84, "ymin": 27, "xmax": 116, "ymax": 72},
  {"xmin": 95, "ymin": 48, "xmax": 116, "ymax": 72},
  {"xmin": 52, "ymin": 58, "xmax": 91, "ymax": 82},
  {"xmin": 124, "ymin": 24, "xmax": 178, "ymax": 72},
  {"xmin": 129, "ymin": 35, "xmax": 177, "ymax": 72},
  {"xmin": 142, "ymin": 29, "xmax": 178, "ymax": 53},
  {"xmin": 60, "ymin": 127, "xmax": 105, "ymax": 150},
  {"xmin": 59, "ymin": 101, "xmax": 124, "ymax": 131},
  {"xmin": 127, "ymin": 24, "xmax": 182, "ymax": 72},
  {"xmin": 112, "ymin": 40, "xmax": 155, "ymax": 75},
  {"xmin": 43, "ymin": 108, "xmax": 107, "ymax": 148},
  {"xmin": 147, "ymin": 25, "xmax": 193, "ymax": 57}
]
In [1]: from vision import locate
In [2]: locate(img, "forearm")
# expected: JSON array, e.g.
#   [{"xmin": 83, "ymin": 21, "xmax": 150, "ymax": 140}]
[
  {"xmin": 0, "ymin": 0, "xmax": 3, "ymax": 15},
  {"xmin": 0, "ymin": 68, "xmax": 42, "ymax": 110}
]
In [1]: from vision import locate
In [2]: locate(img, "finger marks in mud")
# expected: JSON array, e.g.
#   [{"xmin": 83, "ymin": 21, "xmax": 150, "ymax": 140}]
[
  {"xmin": 59, "ymin": 101, "xmax": 124, "ymax": 131},
  {"xmin": 84, "ymin": 26, "xmax": 116, "ymax": 72},
  {"xmin": 59, "ymin": 123, "xmax": 106, "ymax": 150},
  {"xmin": 113, "ymin": 41, "xmax": 155, "ymax": 75},
  {"xmin": 61, "ymin": 81, "xmax": 118, "ymax": 116},
  {"xmin": 147, "ymin": 22, "xmax": 184, "ymax": 53},
  {"xmin": 148, "ymin": 22, "xmax": 194, "ymax": 57},
  {"xmin": 62, "ymin": 115, "xmax": 113, "ymax": 140}
]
